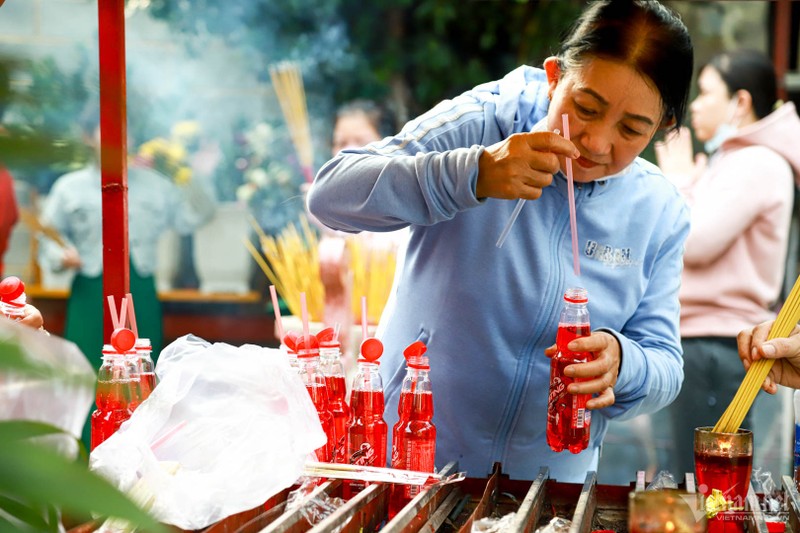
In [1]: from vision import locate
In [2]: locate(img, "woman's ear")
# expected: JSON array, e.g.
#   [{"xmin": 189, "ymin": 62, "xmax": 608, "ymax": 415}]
[{"xmin": 543, "ymin": 57, "xmax": 561, "ymax": 99}]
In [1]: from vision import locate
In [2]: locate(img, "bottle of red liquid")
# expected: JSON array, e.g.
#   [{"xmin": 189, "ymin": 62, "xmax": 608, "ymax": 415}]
[
  {"xmin": 91, "ymin": 346, "xmax": 136, "ymax": 450},
  {"xmin": 318, "ymin": 327, "xmax": 351, "ymax": 463},
  {"xmin": 0, "ymin": 276, "xmax": 27, "ymax": 321},
  {"xmin": 297, "ymin": 333, "xmax": 335, "ymax": 462},
  {"xmin": 344, "ymin": 337, "xmax": 387, "ymax": 498},
  {"xmin": 547, "ymin": 287, "xmax": 593, "ymax": 454},
  {"xmin": 388, "ymin": 340, "xmax": 436, "ymax": 519},
  {"xmin": 128, "ymin": 338, "xmax": 157, "ymax": 411}
]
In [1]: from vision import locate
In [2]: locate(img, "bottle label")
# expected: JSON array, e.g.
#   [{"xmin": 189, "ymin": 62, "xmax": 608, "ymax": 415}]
[
  {"xmin": 351, "ymin": 442, "xmax": 377, "ymax": 467},
  {"xmin": 571, "ymin": 393, "xmax": 589, "ymax": 429},
  {"xmin": 548, "ymin": 377, "xmax": 566, "ymax": 414},
  {"xmin": 403, "ymin": 441, "xmax": 435, "ymax": 499}
]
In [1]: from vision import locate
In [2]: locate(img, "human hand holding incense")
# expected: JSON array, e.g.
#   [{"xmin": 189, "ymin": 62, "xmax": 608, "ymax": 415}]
[
  {"xmin": 544, "ymin": 330, "xmax": 620, "ymax": 409},
  {"xmin": 738, "ymin": 319, "xmax": 800, "ymax": 393},
  {"xmin": 476, "ymin": 131, "xmax": 579, "ymax": 200}
]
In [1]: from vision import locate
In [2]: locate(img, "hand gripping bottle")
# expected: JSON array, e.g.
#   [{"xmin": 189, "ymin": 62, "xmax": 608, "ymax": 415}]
[
  {"xmin": 388, "ymin": 340, "xmax": 436, "ymax": 519},
  {"xmin": 296, "ymin": 333, "xmax": 335, "ymax": 462},
  {"xmin": 547, "ymin": 287, "xmax": 593, "ymax": 454},
  {"xmin": 344, "ymin": 334, "xmax": 387, "ymax": 498},
  {"xmin": 0, "ymin": 276, "xmax": 27, "ymax": 321},
  {"xmin": 318, "ymin": 327, "xmax": 351, "ymax": 463},
  {"xmin": 90, "ymin": 345, "xmax": 137, "ymax": 450}
]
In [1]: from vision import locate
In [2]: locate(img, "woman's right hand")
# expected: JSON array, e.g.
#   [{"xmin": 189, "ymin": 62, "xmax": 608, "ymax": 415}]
[
  {"xmin": 738, "ymin": 320, "xmax": 800, "ymax": 393},
  {"xmin": 61, "ymin": 246, "xmax": 82, "ymax": 270},
  {"xmin": 476, "ymin": 131, "xmax": 579, "ymax": 200}
]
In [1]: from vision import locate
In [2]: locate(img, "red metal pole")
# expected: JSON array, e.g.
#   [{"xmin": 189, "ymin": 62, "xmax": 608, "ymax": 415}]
[
  {"xmin": 773, "ymin": 0, "xmax": 791, "ymax": 103},
  {"xmin": 98, "ymin": 0, "xmax": 130, "ymax": 341}
]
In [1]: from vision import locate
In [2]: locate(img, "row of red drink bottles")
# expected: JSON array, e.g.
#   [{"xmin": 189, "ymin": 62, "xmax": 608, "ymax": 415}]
[{"xmin": 284, "ymin": 327, "xmax": 435, "ymax": 517}]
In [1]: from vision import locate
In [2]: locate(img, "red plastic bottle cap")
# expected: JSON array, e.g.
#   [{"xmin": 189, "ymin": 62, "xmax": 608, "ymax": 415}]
[
  {"xmin": 316, "ymin": 327, "xmax": 339, "ymax": 347},
  {"xmin": 295, "ymin": 334, "xmax": 319, "ymax": 353},
  {"xmin": 283, "ymin": 331, "xmax": 299, "ymax": 351},
  {"xmin": 360, "ymin": 337, "xmax": 383, "ymax": 362},
  {"xmin": 403, "ymin": 341, "xmax": 427, "ymax": 360},
  {"xmin": 111, "ymin": 327, "xmax": 136, "ymax": 353},
  {"xmin": 0, "ymin": 276, "xmax": 24, "ymax": 302}
]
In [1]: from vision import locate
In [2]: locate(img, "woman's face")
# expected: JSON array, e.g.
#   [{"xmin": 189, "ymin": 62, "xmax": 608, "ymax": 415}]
[
  {"xmin": 332, "ymin": 112, "xmax": 381, "ymax": 156},
  {"xmin": 689, "ymin": 66, "xmax": 733, "ymax": 143},
  {"xmin": 546, "ymin": 57, "xmax": 663, "ymax": 183}
]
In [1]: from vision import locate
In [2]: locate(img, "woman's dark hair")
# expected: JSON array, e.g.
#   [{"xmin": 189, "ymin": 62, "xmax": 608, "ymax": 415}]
[
  {"xmin": 705, "ymin": 49, "xmax": 777, "ymax": 120},
  {"xmin": 335, "ymin": 99, "xmax": 395, "ymax": 137},
  {"xmin": 558, "ymin": 0, "xmax": 694, "ymax": 132}
]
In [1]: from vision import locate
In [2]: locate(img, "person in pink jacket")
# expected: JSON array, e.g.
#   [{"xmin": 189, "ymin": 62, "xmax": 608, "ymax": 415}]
[{"xmin": 655, "ymin": 49, "xmax": 800, "ymax": 476}]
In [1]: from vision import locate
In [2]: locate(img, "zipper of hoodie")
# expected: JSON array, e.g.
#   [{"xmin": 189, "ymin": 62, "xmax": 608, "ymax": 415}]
[{"xmin": 489, "ymin": 180, "xmax": 574, "ymax": 463}]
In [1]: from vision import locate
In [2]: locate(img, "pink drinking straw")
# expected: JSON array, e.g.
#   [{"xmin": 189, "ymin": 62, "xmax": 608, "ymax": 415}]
[
  {"xmin": 562, "ymin": 113, "xmax": 580, "ymax": 277},
  {"xmin": 333, "ymin": 322, "xmax": 341, "ymax": 342},
  {"xmin": 118, "ymin": 296, "xmax": 128, "ymax": 333},
  {"xmin": 361, "ymin": 296, "xmax": 368, "ymax": 342},
  {"xmin": 106, "ymin": 294, "xmax": 120, "ymax": 330},
  {"xmin": 126, "ymin": 292, "xmax": 138, "ymax": 339},
  {"xmin": 300, "ymin": 292, "xmax": 310, "ymax": 347},
  {"xmin": 269, "ymin": 285, "xmax": 284, "ymax": 343}
]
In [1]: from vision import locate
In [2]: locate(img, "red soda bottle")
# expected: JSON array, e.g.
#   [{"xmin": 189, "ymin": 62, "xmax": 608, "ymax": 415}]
[
  {"xmin": 90, "ymin": 345, "xmax": 136, "ymax": 450},
  {"xmin": 547, "ymin": 287, "xmax": 593, "ymax": 454},
  {"xmin": 128, "ymin": 338, "xmax": 157, "ymax": 411},
  {"xmin": 388, "ymin": 341, "xmax": 436, "ymax": 519},
  {"xmin": 344, "ymin": 337, "xmax": 387, "ymax": 498},
  {"xmin": 318, "ymin": 327, "xmax": 351, "ymax": 463},
  {"xmin": 296, "ymin": 333, "xmax": 335, "ymax": 462},
  {"xmin": 0, "ymin": 276, "xmax": 27, "ymax": 321}
]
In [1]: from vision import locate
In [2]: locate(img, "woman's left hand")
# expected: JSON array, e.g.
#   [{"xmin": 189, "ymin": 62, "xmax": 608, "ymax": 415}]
[{"xmin": 544, "ymin": 330, "xmax": 621, "ymax": 409}]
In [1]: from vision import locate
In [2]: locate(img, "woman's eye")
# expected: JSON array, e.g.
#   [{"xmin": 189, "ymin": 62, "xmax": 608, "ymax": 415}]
[
  {"xmin": 575, "ymin": 104, "xmax": 596, "ymax": 117},
  {"xmin": 622, "ymin": 125, "xmax": 644, "ymax": 137}
]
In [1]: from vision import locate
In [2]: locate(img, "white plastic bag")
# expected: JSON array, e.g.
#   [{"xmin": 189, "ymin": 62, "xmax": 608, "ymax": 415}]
[
  {"xmin": 0, "ymin": 318, "xmax": 94, "ymax": 458},
  {"xmin": 89, "ymin": 335, "xmax": 326, "ymax": 530}
]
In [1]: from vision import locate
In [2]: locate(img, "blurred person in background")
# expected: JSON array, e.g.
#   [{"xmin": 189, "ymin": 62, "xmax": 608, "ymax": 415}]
[
  {"xmin": 656, "ymin": 49, "xmax": 800, "ymax": 476},
  {"xmin": 38, "ymin": 105, "xmax": 216, "ymax": 367},
  {"xmin": 318, "ymin": 99, "xmax": 407, "ymax": 354}
]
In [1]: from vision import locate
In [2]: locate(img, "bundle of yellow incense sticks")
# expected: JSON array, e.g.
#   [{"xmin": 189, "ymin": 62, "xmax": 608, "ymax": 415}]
[
  {"xmin": 268, "ymin": 61, "xmax": 314, "ymax": 182},
  {"xmin": 348, "ymin": 237, "xmax": 398, "ymax": 325},
  {"xmin": 713, "ymin": 274, "xmax": 800, "ymax": 433},
  {"xmin": 244, "ymin": 215, "xmax": 324, "ymax": 321}
]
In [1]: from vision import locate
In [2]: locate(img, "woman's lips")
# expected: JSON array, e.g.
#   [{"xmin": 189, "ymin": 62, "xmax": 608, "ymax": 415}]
[{"xmin": 575, "ymin": 156, "xmax": 598, "ymax": 169}]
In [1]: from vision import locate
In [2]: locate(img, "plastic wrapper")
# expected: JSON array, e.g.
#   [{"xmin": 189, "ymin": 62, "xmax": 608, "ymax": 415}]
[
  {"xmin": 645, "ymin": 470, "xmax": 678, "ymax": 490},
  {"xmin": 752, "ymin": 467, "xmax": 783, "ymax": 517},
  {"xmin": 285, "ymin": 478, "xmax": 346, "ymax": 530},
  {"xmin": 89, "ymin": 335, "xmax": 326, "ymax": 530},
  {"xmin": 534, "ymin": 516, "xmax": 571, "ymax": 533},
  {"xmin": 472, "ymin": 512, "xmax": 517, "ymax": 533},
  {"xmin": 0, "ymin": 318, "xmax": 94, "ymax": 458}
]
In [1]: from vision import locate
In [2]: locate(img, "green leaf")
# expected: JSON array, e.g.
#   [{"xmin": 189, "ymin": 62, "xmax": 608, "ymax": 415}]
[
  {"xmin": 0, "ymin": 420, "xmax": 68, "ymax": 443},
  {"xmin": 0, "ymin": 495, "xmax": 53, "ymax": 531},
  {"xmin": 0, "ymin": 440, "xmax": 166, "ymax": 533}
]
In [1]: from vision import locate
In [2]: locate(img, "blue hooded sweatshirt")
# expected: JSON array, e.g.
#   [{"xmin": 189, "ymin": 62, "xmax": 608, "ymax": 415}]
[{"xmin": 307, "ymin": 65, "xmax": 689, "ymax": 482}]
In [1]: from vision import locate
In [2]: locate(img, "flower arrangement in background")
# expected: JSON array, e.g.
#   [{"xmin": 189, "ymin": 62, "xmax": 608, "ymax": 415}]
[
  {"xmin": 228, "ymin": 120, "xmax": 304, "ymax": 236},
  {"xmin": 134, "ymin": 120, "xmax": 199, "ymax": 185}
]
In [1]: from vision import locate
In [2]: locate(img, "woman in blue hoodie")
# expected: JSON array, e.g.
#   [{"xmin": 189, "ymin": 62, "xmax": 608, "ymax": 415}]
[{"xmin": 308, "ymin": 0, "xmax": 693, "ymax": 482}]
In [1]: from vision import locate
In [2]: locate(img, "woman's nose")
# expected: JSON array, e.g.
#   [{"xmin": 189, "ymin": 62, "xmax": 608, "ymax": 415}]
[{"xmin": 579, "ymin": 122, "xmax": 612, "ymax": 157}]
